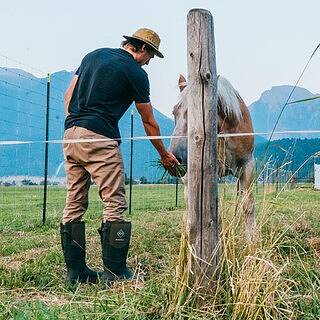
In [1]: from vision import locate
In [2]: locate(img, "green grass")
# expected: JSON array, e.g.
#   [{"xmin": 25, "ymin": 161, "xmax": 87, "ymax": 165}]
[{"xmin": 0, "ymin": 183, "xmax": 320, "ymax": 319}]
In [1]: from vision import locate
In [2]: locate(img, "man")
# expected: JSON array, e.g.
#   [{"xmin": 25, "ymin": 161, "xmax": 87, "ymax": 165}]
[{"xmin": 60, "ymin": 28, "xmax": 179, "ymax": 284}]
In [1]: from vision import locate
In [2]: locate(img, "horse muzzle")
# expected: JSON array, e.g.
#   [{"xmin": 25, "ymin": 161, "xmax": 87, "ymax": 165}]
[{"xmin": 171, "ymin": 144, "xmax": 188, "ymax": 167}]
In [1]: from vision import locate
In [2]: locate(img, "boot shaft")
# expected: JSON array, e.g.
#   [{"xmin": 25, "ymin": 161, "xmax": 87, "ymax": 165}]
[
  {"xmin": 99, "ymin": 221, "xmax": 132, "ymax": 275},
  {"xmin": 60, "ymin": 221, "xmax": 101, "ymax": 283},
  {"xmin": 60, "ymin": 221, "xmax": 86, "ymax": 264}
]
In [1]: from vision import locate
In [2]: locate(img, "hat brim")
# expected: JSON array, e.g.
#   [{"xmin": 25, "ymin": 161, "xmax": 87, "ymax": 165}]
[{"xmin": 123, "ymin": 35, "xmax": 164, "ymax": 58}]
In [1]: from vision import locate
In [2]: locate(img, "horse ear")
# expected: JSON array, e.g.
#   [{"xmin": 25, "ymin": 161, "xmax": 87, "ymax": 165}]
[{"xmin": 178, "ymin": 74, "xmax": 187, "ymax": 92}]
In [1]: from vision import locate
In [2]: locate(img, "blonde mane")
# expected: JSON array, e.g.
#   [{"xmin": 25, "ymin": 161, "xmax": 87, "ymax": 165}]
[
  {"xmin": 217, "ymin": 76, "xmax": 242, "ymax": 122},
  {"xmin": 177, "ymin": 76, "xmax": 243, "ymax": 122}
]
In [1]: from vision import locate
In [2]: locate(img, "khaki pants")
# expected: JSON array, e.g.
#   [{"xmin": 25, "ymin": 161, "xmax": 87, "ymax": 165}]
[{"xmin": 62, "ymin": 126, "xmax": 127, "ymax": 224}]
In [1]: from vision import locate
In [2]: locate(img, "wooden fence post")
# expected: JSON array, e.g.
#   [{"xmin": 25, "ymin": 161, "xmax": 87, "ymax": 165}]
[{"xmin": 187, "ymin": 8, "xmax": 219, "ymax": 287}]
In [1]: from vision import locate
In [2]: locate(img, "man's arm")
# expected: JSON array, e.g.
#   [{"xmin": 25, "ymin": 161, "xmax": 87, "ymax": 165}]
[
  {"xmin": 135, "ymin": 102, "xmax": 179, "ymax": 172},
  {"xmin": 64, "ymin": 75, "xmax": 78, "ymax": 116}
]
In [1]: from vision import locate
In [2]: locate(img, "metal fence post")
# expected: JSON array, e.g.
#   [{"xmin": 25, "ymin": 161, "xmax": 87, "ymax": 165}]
[
  {"xmin": 128, "ymin": 108, "xmax": 134, "ymax": 215},
  {"xmin": 42, "ymin": 73, "xmax": 50, "ymax": 225},
  {"xmin": 175, "ymin": 177, "xmax": 179, "ymax": 207}
]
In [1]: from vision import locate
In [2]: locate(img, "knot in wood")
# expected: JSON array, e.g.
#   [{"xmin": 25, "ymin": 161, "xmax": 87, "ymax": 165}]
[
  {"xmin": 190, "ymin": 52, "xmax": 194, "ymax": 58},
  {"xmin": 194, "ymin": 135, "xmax": 201, "ymax": 142},
  {"xmin": 205, "ymin": 73, "xmax": 211, "ymax": 80}
]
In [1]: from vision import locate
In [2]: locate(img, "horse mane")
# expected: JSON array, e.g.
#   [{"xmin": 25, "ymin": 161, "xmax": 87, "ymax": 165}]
[
  {"xmin": 217, "ymin": 76, "xmax": 242, "ymax": 125},
  {"xmin": 175, "ymin": 76, "xmax": 243, "ymax": 127},
  {"xmin": 178, "ymin": 76, "xmax": 243, "ymax": 126}
]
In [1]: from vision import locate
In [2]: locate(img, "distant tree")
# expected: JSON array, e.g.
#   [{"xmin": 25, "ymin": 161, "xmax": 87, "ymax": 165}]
[
  {"xmin": 125, "ymin": 173, "xmax": 130, "ymax": 185},
  {"xmin": 21, "ymin": 179, "xmax": 37, "ymax": 186},
  {"xmin": 22, "ymin": 179, "xmax": 29, "ymax": 185},
  {"xmin": 39, "ymin": 180, "xmax": 52, "ymax": 185},
  {"xmin": 140, "ymin": 176, "xmax": 148, "ymax": 184},
  {"xmin": 157, "ymin": 176, "xmax": 176, "ymax": 184}
]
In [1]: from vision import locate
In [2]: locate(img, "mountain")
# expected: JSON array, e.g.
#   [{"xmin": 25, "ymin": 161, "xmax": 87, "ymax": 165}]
[
  {"xmin": 0, "ymin": 68, "xmax": 174, "ymax": 181},
  {"xmin": 1, "ymin": 67, "xmax": 319, "ymax": 181},
  {"xmin": 249, "ymin": 85, "xmax": 320, "ymax": 139}
]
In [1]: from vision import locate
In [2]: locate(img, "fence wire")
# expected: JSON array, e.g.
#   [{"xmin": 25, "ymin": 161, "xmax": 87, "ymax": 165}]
[{"xmin": 0, "ymin": 53, "xmax": 319, "ymax": 227}]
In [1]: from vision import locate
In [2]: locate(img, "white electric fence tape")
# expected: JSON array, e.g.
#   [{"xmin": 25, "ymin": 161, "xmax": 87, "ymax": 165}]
[{"xmin": 1, "ymin": 130, "xmax": 320, "ymax": 145}]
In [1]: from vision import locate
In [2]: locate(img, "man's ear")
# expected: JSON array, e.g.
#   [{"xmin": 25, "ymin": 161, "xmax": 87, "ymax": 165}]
[{"xmin": 141, "ymin": 44, "xmax": 148, "ymax": 52}]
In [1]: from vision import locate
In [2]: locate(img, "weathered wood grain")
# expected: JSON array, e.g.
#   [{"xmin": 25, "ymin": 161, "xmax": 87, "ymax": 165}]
[{"xmin": 187, "ymin": 8, "xmax": 219, "ymax": 287}]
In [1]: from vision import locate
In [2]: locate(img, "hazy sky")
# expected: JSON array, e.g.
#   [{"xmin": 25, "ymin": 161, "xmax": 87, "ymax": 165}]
[{"xmin": 1, "ymin": 0, "xmax": 319, "ymax": 117}]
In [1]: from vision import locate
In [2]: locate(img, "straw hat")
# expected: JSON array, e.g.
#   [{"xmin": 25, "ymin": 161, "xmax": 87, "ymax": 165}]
[{"xmin": 123, "ymin": 28, "xmax": 164, "ymax": 58}]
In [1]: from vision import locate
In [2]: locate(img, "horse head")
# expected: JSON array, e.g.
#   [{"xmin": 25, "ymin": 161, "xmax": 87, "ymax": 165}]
[
  {"xmin": 169, "ymin": 75, "xmax": 188, "ymax": 175},
  {"xmin": 168, "ymin": 73, "xmax": 256, "ymax": 237}
]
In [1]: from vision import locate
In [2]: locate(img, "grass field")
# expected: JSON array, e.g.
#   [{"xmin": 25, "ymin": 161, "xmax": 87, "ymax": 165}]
[{"xmin": 0, "ymin": 184, "xmax": 320, "ymax": 319}]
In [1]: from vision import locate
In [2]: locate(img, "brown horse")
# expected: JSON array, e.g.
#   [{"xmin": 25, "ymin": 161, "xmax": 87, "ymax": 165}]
[{"xmin": 169, "ymin": 74, "xmax": 255, "ymax": 235}]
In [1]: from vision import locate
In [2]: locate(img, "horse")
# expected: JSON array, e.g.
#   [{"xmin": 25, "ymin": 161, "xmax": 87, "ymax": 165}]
[{"xmin": 169, "ymin": 74, "xmax": 255, "ymax": 236}]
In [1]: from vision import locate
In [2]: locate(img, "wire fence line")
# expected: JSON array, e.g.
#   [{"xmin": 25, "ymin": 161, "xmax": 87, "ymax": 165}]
[
  {"xmin": 0, "ymin": 57, "xmax": 68, "ymax": 225},
  {"xmin": 1, "ymin": 132, "xmax": 317, "ymax": 225},
  {"xmin": 0, "ymin": 51, "xmax": 75, "ymax": 88},
  {"xmin": 0, "ymin": 61, "xmax": 184, "ymax": 223},
  {"xmin": 263, "ymin": 42, "xmax": 320, "ymax": 149},
  {"xmin": 0, "ymin": 53, "xmax": 319, "ymax": 225},
  {"xmin": 4, "ymin": 130, "xmax": 320, "ymax": 145},
  {"xmin": 0, "ymin": 72, "xmax": 66, "ymax": 110}
]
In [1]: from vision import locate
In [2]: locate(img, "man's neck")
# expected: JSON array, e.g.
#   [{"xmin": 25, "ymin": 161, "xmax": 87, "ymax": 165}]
[{"xmin": 121, "ymin": 46, "xmax": 135, "ymax": 59}]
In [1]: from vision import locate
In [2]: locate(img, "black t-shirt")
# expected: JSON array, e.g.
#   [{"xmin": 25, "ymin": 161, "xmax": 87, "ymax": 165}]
[{"xmin": 65, "ymin": 48, "xmax": 150, "ymax": 142}]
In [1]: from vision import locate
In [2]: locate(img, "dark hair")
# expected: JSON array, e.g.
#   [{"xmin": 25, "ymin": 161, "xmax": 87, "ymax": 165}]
[{"xmin": 121, "ymin": 38, "xmax": 156, "ymax": 55}]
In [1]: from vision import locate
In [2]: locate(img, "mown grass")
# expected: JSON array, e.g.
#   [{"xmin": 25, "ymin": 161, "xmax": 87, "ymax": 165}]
[{"xmin": 0, "ymin": 183, "xmax": 320, "ymax": 319}]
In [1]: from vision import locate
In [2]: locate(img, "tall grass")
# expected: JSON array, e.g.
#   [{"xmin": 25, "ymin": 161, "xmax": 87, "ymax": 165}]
[
  {"xmin": 166, "ymin": 183, "xmax": 316, "ymax": 319},
  {"xmin": 1, "ymin": 184, "xmax": 320, "ymax": 318}
]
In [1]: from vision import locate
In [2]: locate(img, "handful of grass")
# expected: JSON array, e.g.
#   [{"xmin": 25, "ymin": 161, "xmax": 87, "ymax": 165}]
[
  {"xmin": 151, "ymin": 159, "xmax": 187, "ymax": 179},
  {"xmin": 173, "ymin": 164, "xmax": 187, "ymax": 177}
]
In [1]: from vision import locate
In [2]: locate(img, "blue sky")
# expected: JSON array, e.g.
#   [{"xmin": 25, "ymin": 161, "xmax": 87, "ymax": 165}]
[{"xmin": 0, "ymin": 0, "xmax": 319, "ymax": 117}]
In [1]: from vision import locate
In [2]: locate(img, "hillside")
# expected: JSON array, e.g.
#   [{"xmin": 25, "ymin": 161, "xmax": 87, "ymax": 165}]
[{"xmin": 249, "ymin": 85, "xmax": 320, "ymax": 139}]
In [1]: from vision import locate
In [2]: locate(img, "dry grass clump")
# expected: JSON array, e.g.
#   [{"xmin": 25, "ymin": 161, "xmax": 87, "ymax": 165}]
[{"xmin": 168, "ymin": 187, "xmax": 295, "ymax": 319}]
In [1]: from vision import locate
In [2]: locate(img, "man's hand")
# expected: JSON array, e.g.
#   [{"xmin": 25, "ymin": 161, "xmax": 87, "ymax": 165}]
[{"xmin": 161, "ymin": 151, "xmax": 180, "ymax": 176}]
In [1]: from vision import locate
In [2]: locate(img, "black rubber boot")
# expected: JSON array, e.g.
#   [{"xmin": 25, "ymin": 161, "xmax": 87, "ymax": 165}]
[
  {"xmin": 99, "ymin": 221, "xmax": 136, "ymax": 283},
  {"xmin": 60, "ymin": 221, "xmax": 102, "ymax": 284}
]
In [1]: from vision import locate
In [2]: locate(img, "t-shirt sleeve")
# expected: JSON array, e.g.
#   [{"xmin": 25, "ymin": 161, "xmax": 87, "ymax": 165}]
[
  {"xmin": 129, "ymin": 69, "xmax": 150, "ymax": 103},
  {"xmin": 75, "ymin": 51, "xmax": 91, "ymax": 76}
]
